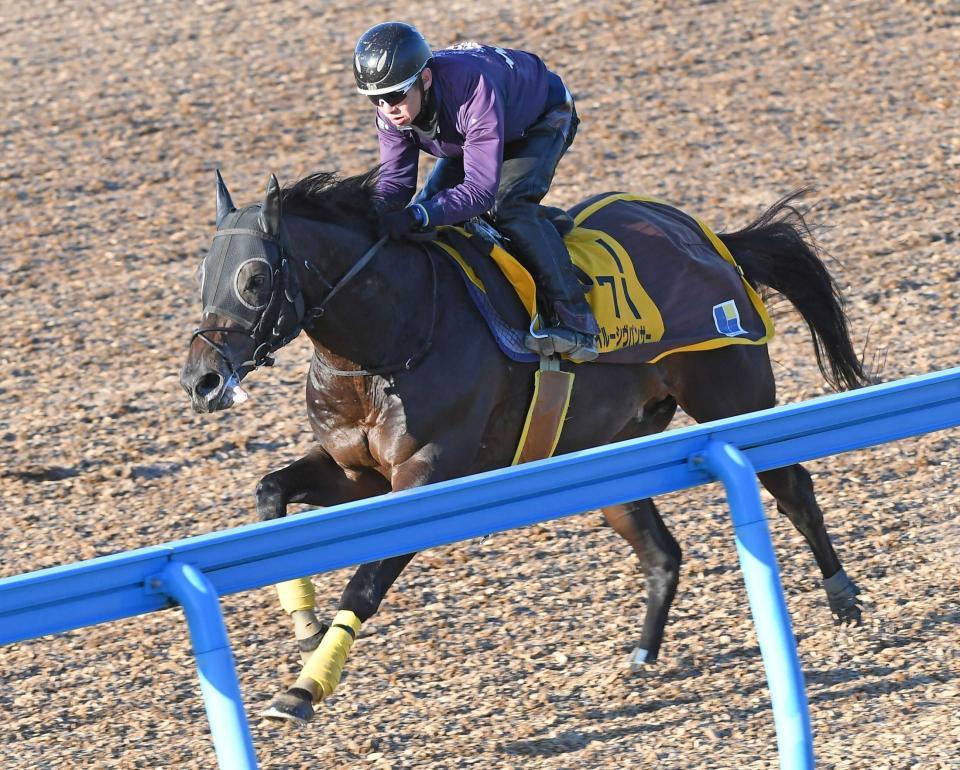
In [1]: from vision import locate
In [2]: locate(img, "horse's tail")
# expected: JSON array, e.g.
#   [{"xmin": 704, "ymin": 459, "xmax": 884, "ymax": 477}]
[{"xmin": 718, "ymin": 190, "xmax": 871, "ymax": 391}]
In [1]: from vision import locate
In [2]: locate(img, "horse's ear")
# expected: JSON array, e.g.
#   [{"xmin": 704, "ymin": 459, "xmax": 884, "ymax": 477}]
[
  {"xmin": 260, "ymin": 174, "xmax": 282, "ymax": 237},
  {"xmin": 215, "ymin": 169, "xmax": 235, "ymax": 229}
]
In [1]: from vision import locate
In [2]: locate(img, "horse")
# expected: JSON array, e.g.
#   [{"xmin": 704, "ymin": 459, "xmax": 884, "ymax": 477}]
[{"xmin": 180, "ymin": 169, "xmax": 869, "ymax": 723}]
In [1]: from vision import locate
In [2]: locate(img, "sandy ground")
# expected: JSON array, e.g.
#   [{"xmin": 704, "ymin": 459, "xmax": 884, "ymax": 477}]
[{"xmin": 1, "ymin": 0, "xmax": 958, "ymax": 767}]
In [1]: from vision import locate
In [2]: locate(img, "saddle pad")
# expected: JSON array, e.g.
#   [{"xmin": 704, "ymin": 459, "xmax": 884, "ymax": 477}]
[
  {"xmin": 433, "ymin": 193, "xmax": 774, "ymax": 364},
  {"xmin": 432, "ymin": 228, "xmax": 538, "ymax": 362}
]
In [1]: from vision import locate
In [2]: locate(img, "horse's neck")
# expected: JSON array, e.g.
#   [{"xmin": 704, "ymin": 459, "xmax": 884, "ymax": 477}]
[{"xmin": 286, "ymin": 216, "xmax": 432, "ymax": 370}]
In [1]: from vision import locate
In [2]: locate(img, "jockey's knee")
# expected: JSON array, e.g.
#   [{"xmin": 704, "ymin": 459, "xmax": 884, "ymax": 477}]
[
  {"xmin": 421, "ymin": 157, "xmax": 464, "ymax": 200},
  {"xmin": 491, "ymin": 198, "xmax": 545, "ymax": 231}
]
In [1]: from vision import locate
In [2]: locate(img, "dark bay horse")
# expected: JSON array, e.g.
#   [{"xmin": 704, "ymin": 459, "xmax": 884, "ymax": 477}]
[{"xmin": 180, "ymin": 169, "xmax": 869, "ymax": 723}]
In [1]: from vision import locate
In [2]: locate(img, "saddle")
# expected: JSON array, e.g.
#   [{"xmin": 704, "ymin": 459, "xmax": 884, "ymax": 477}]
[{"xmin": 431, "ymin": 193, "xmax": 774, "ymax": 365}]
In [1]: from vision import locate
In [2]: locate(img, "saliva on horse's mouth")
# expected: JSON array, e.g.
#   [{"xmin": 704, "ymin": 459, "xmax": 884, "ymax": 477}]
[
  {"xmin": 222, "ymin": 373, "xmax": 250, "ymax": 407},
  {"xmin": 191, "ymin": 372, "xmax": 250, "ymax": 412}
]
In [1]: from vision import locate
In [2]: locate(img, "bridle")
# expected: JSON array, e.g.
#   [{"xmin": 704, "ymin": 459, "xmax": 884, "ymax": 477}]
[{"xmin": 191, "ymin": 225, "xmax": 439, "ymax": 379}]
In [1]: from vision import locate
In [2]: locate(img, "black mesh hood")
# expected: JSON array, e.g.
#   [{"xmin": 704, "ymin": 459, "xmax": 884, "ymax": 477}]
[{"xmin": 200, "ymin": 208, "xmax": 275, "ymax": 326}]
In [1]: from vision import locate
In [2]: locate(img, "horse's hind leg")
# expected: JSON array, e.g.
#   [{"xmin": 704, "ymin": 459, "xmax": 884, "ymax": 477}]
[
  {"xmin": 667, "ymin": 346, "xmax": 861, "ymax": 624},
  {"xmin": 603, "ymin": 499, "xmax": 682, "ymax": 672},
  {"xmin": 758, "ymin": 465, "xmax": 862, "ymax": 623}
]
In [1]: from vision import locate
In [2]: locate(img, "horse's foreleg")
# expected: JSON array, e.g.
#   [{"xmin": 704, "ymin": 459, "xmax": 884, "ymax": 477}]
[
  {"xmin": 262, "ymin": 451, "xmax": 464, "ymax": 723},
  {"xmin": 602, "ymin": 499, "xmax": 682, "ymax": 673},
  {"xmin": 256, "ymin": 448, "xmax": 391, "ymax": 662},
  {"xmin": 265, "ymin": 553, "xmax": 421, "ymax": 723},
  {"xmin": 262, "ymin": 553, "xmax": 418, "ymax": 723},
  {"xmin": 758, "ymin": 464, "xmax": 862, "ymax": 624},
  {"xmin": 255, "ymin": 445, "xmax": 388, "ymax": 521},
  {"xmin": 276, "ymin": 580, "xmax": 326, "ymax": 664}
]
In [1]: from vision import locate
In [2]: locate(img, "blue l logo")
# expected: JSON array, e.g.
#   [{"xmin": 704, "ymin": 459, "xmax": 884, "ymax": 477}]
[{"xmin": 713, "ymin": 300, "xmax": 746, "ymax": 336}]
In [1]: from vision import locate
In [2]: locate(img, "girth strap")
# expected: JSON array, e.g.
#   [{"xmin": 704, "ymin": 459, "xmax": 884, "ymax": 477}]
[{"xmin": 511, "ymin": 356, "xmax": 575, "ymax": 465}]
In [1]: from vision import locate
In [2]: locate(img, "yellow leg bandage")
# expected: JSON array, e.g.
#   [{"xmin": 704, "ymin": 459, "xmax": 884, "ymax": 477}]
[
  {"xmin": 276, "ymin": 577, "xmax": 316, "ymax": 614},
  {"xmin": 301, "ymin": 610, "xmax": 362, "ymax": 700}
]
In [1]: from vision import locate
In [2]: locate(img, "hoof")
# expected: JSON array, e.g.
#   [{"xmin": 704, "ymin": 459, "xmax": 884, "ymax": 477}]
[
  {"xmin": 825, "ymin": 569, "xmax": 863, "ymax": 626},
  {"xmin": 830, "ymin": 596, "xmax": 863, "ymax": 626},
  {"xmin": 260, "ymin": 688, "xmax": 315, "ymax": 724},
  {"xmin": 626, "ymin": 647, "xmax": 655, "ymax": 674}
]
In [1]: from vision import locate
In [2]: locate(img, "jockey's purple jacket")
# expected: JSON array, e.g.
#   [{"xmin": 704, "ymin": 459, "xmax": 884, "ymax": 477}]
[{"xmin": 375, "ymin": 44, "xmax": 567, "ymax": 226}]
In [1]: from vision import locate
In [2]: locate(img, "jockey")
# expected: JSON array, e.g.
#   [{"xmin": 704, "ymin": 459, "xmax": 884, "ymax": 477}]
[{"xmin": 353, "ymin": 21, "xmax": 599, "ymax": 362}]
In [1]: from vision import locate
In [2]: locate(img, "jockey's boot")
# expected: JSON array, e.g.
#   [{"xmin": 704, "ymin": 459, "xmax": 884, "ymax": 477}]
[
  {"xmin": 526, "ymin": 293, "xmax": 600, "ymax": 363},
  {"xmin": 554, "ymin": 296, "xmax": 600, "ymax": 361},
  {"xmin": 495, "ymin": 201, "xmax": 599, "ymax": 361}
]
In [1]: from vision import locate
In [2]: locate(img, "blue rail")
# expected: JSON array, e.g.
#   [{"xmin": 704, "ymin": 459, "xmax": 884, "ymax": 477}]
[{"xmin": 2, "ymin": 365, "xmax": 958, "ymax": 769}]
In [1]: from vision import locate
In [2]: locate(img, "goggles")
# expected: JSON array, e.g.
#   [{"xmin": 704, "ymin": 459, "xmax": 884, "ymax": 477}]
[{"xmin": 368, "ymin": 77, "xmax": 419, "ymax": 107}]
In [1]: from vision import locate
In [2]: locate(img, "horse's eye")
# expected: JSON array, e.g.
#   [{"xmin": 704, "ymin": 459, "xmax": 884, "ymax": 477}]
[{"xmin": 235, "ymin": 259, "xmax": 273, "ymax": 309}]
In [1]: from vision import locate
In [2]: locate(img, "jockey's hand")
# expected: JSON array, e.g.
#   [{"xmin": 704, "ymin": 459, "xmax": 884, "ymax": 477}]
[{"xmin": 379, "ymin": 204, "xmax": 429, "ymax": 240}]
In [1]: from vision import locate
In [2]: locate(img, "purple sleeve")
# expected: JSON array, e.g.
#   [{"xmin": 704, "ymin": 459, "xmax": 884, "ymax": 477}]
[
  {"xmin": 421, "ymin": 77, "xmax": 504, "ymax": 226},
  {"xmin": 375, "ymin": 115, "xmax": 419, "ymax": 211}
]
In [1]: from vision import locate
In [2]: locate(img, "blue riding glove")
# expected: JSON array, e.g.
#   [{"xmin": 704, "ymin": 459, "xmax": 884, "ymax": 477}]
[{"xmin": 379, "ymin": 204, "xmax": 430, "ymax": 239}]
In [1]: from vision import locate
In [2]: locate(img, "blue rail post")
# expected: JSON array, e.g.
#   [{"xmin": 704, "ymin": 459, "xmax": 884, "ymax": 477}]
[
  {"xmin": 155, "ymin": 561, "xmax": 258, "ymax": 770},
  {"xmin": 696, "ymin": 440, "xmax": 815, "ymax": 770}
]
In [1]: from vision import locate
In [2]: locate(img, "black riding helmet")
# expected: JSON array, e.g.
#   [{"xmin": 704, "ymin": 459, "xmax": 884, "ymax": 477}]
[{"xmin": 354, "ymin": 22, "xmax": 432, "ymax": 98}]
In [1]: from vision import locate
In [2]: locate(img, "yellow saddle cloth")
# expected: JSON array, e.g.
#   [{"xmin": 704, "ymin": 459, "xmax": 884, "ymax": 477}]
[{"xmin": 433, "ymin": 193, "xmax": 774, "ymax": 365}]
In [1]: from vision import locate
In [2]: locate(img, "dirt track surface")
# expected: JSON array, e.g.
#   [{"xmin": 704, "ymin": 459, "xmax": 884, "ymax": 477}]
[{"xmin": 1, "ymin": 1, "xmax": 958, "ymax": 767}]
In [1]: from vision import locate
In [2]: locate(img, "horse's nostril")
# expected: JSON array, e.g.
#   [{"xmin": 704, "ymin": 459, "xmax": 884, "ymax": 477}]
[{"xmin": 196, "ymin": 372, "xmax": 224, "ymax": 399}]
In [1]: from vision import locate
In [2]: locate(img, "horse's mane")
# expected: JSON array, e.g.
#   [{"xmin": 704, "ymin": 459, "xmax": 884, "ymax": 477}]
[{"xmin": 280, "ymin": 167, "xmax": 380, "ymax": 225}]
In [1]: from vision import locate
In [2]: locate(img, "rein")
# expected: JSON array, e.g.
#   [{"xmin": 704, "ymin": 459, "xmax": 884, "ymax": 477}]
[
  {"xmin": 310, "ymin": 240, "xmax": 440, "ymax": 377},
  {"xmin": 306, "ymin": 235, "xmax": 387, "ymax": 319}
]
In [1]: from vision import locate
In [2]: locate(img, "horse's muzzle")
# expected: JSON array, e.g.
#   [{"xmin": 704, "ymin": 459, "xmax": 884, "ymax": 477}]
[{"xmin": 180, "ymin": 362, "xmax": 230, "ymax": 413}]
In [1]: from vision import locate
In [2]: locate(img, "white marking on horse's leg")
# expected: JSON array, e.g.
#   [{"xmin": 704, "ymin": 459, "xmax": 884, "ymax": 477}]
[
  {"xmin": 627, "ymin": 646, "xmax": 652, "ymax": 674},
  {"xmin": 292, "ymin": 609, "xmax": 323, "ymax": 639}
]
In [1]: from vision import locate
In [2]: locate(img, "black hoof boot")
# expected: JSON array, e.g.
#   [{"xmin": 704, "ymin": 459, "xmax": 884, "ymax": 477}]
[
  {"xmin": 825, "ymin": 568, "xmax": 862, "ymax": 625},
  {"xmin": 260, "ymin": 687, "xmax": 315, "ymax": 724}
]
